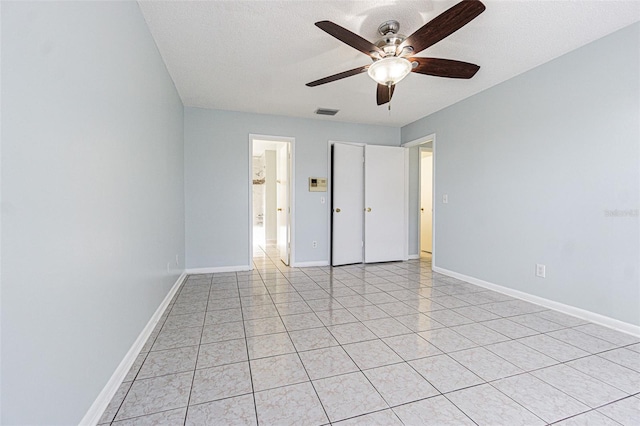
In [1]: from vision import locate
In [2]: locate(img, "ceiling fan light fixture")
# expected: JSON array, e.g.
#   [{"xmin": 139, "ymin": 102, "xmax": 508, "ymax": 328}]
[{"xmin": 367, "ymin": 56, "xmax": 412, "ymax": 86}]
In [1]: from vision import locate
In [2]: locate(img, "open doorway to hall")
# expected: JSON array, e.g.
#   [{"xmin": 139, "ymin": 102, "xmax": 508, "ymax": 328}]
[
  {"xmin": 250, "ymin": 136, "xmax": 293, "ymax": 267},
  {"xmin": 403, "ymin": 133, "xmax": 435, "ymax": 265},
  {"xmin": 420, "ymin": 147, "xmax": 433, "ymax": 261}
]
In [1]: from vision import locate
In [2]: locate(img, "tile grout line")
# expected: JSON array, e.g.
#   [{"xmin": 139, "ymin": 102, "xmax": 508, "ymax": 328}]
[
  {"xmin": 181, "ymin": 273, "xmax": 213, "ymax": 425},
  {"xmin": 298, "ymin": 257, "xmax": 431, "ymax": 424},
  {"xmin": 280, "ymin": 256, "xmax": 523, "ymax": 423},
  {"xmin": 242, "ymin": 258, "xmax": 261, "ymax": 425},
  {"xmin": 263, "ymin": 265, "xmax": 333, "ymax": 424},
  {"xmin": 108, "ymin": 247, "xmax": 639, "ymax": 425}
]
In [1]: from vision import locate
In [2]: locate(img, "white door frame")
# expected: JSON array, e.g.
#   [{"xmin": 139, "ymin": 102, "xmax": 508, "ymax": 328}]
[
  {"xmin": 326, "ymin": 140, "xmax": 366, "ymax": 265},
  {"xmin": 249, "ymin": 134, "xmax": 295, "ymax": 268},
  {"xmin": 402, "ymin": 133, "xmax": 436, "ymax": 267}
]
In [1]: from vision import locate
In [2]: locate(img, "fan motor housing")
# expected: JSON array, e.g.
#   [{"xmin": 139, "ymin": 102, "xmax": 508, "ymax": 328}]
[{"xmin": 375, "ymin": 20, "xmax": 407, "ymax": 57}]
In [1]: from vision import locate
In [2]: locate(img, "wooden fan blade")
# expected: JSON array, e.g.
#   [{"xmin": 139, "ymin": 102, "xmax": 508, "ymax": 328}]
[
  {"xmin": 376, "ymin": 84, "xmax": 395, "ymax": 105},
  {"xmin": 400, "ymin": 0, "xmax": 485, "ymax": 55},
  {"xmin": 411, "ymin": 58, "xmax": 480, "ymax": 79},
  {"xmin": 409, "ymin": 58, "xmax": 480, "ymax": 78},
  {"xmin": 306, "ymin": 65, "xmax": 369, "ymax": 87},
  {"xmin": 316, "ymin": 21, "xmax": 382, "ymax": 57}
]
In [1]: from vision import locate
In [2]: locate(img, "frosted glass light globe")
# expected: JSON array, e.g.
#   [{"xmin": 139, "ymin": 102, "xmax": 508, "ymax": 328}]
[{"xmin": 368, "ymin": 57, "xmax": 412, "ymax": 85}]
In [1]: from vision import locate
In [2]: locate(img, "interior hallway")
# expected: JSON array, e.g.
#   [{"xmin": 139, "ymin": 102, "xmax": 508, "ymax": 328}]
[{"xmin": 98, "ymin": 252, "xmax": 640, "ymax": 425}]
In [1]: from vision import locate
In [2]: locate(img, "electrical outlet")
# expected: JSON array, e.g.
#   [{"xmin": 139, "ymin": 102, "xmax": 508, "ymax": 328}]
[
  {"xmin": 320, "ymin": 196, "xmax": 326, "ymax": 204},
  {"xmin": 442, "ymin": 194, "xmax": 449, "ymax": 204},
  {"xmin": 536, "ymin": 264, "xmax": 546, "ymax": 278},
  {"xmin": 312, "ymin": 241, "xmax": 318, "ymax": 248},
  {"xmin": 175, "ymin": 254, "xmax": 179, "ymax": 265}
]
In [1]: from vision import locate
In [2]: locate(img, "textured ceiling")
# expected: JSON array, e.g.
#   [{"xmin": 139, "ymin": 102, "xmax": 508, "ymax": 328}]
[{"xmin": 138, "ymin": 1, "xmax": 640, "ymax": 127}]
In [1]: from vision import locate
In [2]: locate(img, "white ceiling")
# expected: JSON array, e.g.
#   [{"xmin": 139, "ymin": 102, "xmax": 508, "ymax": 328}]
[{"xmin": 138, "ymin": 0, "xmax": 640, "ymax": 127}]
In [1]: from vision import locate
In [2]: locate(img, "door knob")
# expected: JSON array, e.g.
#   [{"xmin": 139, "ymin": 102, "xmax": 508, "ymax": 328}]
[
  {"xmin": 335, "ymin": 208, "xmax": 341, "ymax": 213},
  {"xmin": 277, "ymin": 208, "xmax": 283, "ymax": 211},
  {"xmin": 366, "ymin": 207, "xmax": 372, "ymax": 212},
  {"xmin": 421, "ymin": 208, "xmax": 424, "ymax": 212}
]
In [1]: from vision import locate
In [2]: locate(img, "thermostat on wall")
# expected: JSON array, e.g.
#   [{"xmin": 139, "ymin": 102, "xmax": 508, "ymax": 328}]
[{"xmin": 309, "ymin": 177, "xmax": 327, "ymax": 192}]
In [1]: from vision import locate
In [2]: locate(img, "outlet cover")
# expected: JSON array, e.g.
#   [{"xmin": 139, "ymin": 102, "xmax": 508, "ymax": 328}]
[{"xmin": 536, "ymin": 264, "xmax": 546, "ymax": 278}]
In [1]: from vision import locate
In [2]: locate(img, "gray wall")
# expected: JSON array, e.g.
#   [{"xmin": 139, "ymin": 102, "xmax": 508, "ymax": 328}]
[
  {"xmin": 1, "ymin": 2, "xmax": 185, "ymax": 424},
  {"xmin": 185, "ymin": 107, "xmax": 400, "ymax": 268},
  {"xmin": 402, "ymin": 23, "xmax": 640, "ymax": 325}
]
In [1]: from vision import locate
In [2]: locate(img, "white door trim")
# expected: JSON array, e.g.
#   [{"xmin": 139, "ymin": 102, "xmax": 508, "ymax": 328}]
[
  {"xmin": 402, "ymin": 134, "xmax": 435, "ymax": 148},
  {"xmin": 249, "ymin": 134, "xmax": 295, "ymax": 269},
  {"xmin": 402, "ymin": 133, "xmax": 436, "ymax": 267},
  {"xmin": 404, "ymin": 147, "xmax": 410, "ymax": 261}
]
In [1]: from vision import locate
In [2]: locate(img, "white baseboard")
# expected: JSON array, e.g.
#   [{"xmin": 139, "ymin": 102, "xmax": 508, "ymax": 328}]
[
  {"xmin": 408, "ymin": 254, "xmax": 420, "ymax": 260},
  {"xmin": 80, "ymin": 271, "xmax": 187, "ymax": 426},
  {"xmin": 433, "ymin": 266, "xmax": 640, "ymax": 338},
  {"xmin": 291, "ymin": 260, "xmax": 330, "ymax": 267},
  {"xmin": 186, "ymin": 265, "xmax": 252, "ymax": 274}
]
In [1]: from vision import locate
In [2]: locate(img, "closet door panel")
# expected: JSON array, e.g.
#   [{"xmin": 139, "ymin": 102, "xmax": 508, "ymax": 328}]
[
  {"xmin": 332, "ymin": 143, "xmax": 364, "ymax": 266},
  {"xmin": 364, "ymin": 145, "xmax": 405, "ymax": 263}
]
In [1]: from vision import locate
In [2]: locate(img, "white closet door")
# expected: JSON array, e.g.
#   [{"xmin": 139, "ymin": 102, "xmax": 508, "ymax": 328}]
[
  {"xmin": 332, "ymin": 143, "xmax": 364, "ymax": 266},
  {"xmin": 364, "ymin": 145, "xmax": 405, "ymax": 263}
]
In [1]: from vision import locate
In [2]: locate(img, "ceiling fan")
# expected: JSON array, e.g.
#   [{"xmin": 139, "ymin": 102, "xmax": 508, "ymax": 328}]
[{"xmin": 306, "ymin": 0, "xmax": 486, "ymax": 106}]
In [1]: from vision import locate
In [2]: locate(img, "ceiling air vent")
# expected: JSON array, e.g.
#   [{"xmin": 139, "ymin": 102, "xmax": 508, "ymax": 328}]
[{"xmin": 315, "ymin": 108, "xmax": 339, "ymax": 116}]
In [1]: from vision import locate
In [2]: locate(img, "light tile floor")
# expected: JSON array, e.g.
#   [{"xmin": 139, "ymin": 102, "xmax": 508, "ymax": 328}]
[{"xmin": 99, "ymin": 246, "xmax": 640, "ymax": 425}]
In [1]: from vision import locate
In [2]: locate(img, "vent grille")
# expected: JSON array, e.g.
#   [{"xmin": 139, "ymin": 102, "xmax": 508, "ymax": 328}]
[{"xmin": 315, "ymin": 108, "xmax": 339, "ymax": 116}]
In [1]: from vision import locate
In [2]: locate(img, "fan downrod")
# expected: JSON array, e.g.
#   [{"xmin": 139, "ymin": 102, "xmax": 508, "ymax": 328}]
[
  {"xmin": 377, "ymin": 20, "xmax": 400, "ymax": 35},
  {"xmin": 375, "ymin": 20, "xmax": 408, "ymax": 56}
]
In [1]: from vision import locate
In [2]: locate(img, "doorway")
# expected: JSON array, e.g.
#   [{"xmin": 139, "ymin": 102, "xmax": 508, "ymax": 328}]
[
  {"xmin": 402, "ymin": 133, "xmax": 436, "ymax": 265},
  {"xmin": 420, "ymin": 148, "xmax": 433, "ymax": 258},
  {"xmin": 250, "ymin": 135, "xmax": 294, "ymax": 268}
]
